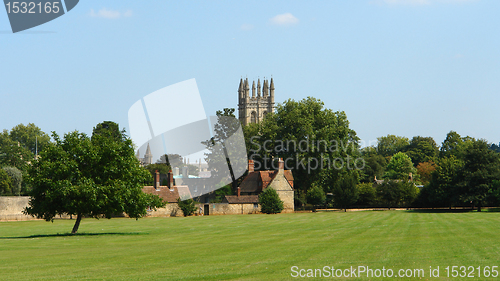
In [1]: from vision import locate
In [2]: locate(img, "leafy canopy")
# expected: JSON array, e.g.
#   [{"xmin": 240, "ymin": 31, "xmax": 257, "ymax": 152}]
[
  {"xmin": 384, "ymin": 152, "xmax": 417, "ymax": 180},
  {"xmin": 376, "ymin": 135, "xmax": 409, "ymax": 158},
  {"xmin": 25, "ymin": 128, "xmax": 165, "ymax": 233}
]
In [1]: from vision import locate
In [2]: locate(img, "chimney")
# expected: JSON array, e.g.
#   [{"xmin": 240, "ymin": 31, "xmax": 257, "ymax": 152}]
[
  {"xmin": 237, "ymin": 187, "xmax": 240, "ymax": 197},
  {"xmin": 182, "ymin": 166, "xmax": 188, "ymax": 178},
  {"xmin": 248, "ymin": 159, "xmax": 254, "ymax": 173},
  {"xmin": 154, "ymin": 170, "xmax": 160, "ymax": 190},
  {"xmin": 374, "ymin": 176, "xmax": 377, "ymax": 181},
  {"xmin": 278, "ymin": 158, "xmax": 284, "ymax": 172},
  {"xmin": 168, "ymin": 170, "xmax": 174, "ymax": 188}
]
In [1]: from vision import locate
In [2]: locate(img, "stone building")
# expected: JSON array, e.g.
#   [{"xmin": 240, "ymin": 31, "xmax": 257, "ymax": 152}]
[
  {"xmin": 238, "ymin": 77, "xmax": 275, "ymax": 126},
  {"xmin": 224, "ymin": 159, "xmax": 294, "ymax": 212}
]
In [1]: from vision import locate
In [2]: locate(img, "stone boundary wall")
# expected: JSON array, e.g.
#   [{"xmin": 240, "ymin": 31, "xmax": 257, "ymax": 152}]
[
  {"xmin": 0, "ymin": 196, "xmax": 38, "ymax": 221},
  {"xmin": 146, "ymin": 203, "xmax": 185, "ymax": 217},
  {"xmin": 146, "ymin": 203, "xmax": 262, "ymax": 217},
  {"xmin": 1, "ymin": 197, "xmax": 290, "ymax": 220},
  {"xmin": 203, "ymin": 203, "xmax": 260, "ymax": 215}
]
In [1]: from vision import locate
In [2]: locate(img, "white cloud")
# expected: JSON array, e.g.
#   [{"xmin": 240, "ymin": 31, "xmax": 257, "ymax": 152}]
[
  {"xmin": 240, "ymin": 24, "xmax": 254, "ymax": 31},
  {"xmin": 89, "ymin": 8, "xmax": 132, "ymax": 19},
  {"xmin": 269, "ymin": 13, "xmax": 299, "ymax": 26},
  {"xmin": 123, "ymin": 10, "xmax": 133, "ymax": 17}
]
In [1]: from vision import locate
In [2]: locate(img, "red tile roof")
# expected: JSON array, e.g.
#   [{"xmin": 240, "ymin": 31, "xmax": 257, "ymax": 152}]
[
  {"xmin": 142, "ymin": 185, "xmax": 192, "ymax": 203},
  {"xmin": 239, "ymin": 169, "xmax": 294, "ymax": 193}
]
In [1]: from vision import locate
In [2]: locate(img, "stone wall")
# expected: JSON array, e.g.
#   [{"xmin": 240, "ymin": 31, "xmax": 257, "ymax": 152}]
[
  {"xmin": 202, "ymin": 203, "xmax": 260, "ymax": 215},
  {"xmin": 145, "ymin": 203, "xmax": 185, "ymax": 217},
  {"xmin": 277, "ymin": 190, "xmax": 295, "ymax": 213},
  {"xmin": 0, "ymin": 197, "xmax": 284, "ymax": 220},
  {"xmin": 267, "ymin": 168, "xmax": 295, "ymax": 213},
  {"xmin": 145, "ymin": 202, "xmax": 261, "ymax": 217},
  {"xmin": 0, "ymin": 196, "xmax": 37, "ymax": 221}
]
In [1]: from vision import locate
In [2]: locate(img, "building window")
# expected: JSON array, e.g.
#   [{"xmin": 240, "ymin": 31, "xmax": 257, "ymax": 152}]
[
  {"xmin": 251, "ymin": 111, "xmax": 257, "ymax": 123},
  {"xmin": 262, "ymin": 111, "xmax": 267, "ymax": 119},
  {"xmin": 253, "ymin": 203, "xmax": 259, "ymax": 208}
]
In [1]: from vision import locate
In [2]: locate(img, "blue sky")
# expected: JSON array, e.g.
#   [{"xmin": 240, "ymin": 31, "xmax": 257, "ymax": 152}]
[{"xmin": 1, "ymin": 0, "xmax": 499, "ymax": 147}]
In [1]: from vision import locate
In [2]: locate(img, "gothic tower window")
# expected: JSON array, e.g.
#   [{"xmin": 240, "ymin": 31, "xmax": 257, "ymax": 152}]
[
  {"xmin": 251, "ymin": 111, "xmax": 257, "ymax": 124},
  {"xmin": 238, "ymin": 77, "xmax": 275, "ymax": 126}
]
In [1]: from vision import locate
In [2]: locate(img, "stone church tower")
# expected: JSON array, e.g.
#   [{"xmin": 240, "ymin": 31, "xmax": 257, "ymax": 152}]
[{"xmin": 238, "ymin": 77, "xmax": 275, "ymax": 126}]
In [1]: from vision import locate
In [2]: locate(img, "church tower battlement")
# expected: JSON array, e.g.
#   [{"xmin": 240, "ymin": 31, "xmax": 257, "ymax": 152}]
[{"xmin": 238, "ymin": 77, "xmax": 275, "ymax": 126}]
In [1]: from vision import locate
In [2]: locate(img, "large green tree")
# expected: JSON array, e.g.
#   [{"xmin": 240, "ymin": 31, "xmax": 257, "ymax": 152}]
[
  {"xmin": 384, "ymin": 152, "xmax": 417, "ymax": 181},
  {"xmin": 0, "ymin": 124, "xmax": 51, "ymax": 194},
  {"xmin": 426, "ymin": 156, "xmax": 462, "ymax": 207},
  {"xmin": 245, "ymin": 97, "xmax": 360, "ymax": 193},
  {"xmin": 458, "ymin": 139, "xmax": 500, "ymax": 211},
  {"xmin": 9, "ymin": 123, "xmax": 51, "ymax": 156},
  {"xmin": 439, "ymin": 131, "xmax": 473, "ymax": 159},
  {"xmin": 25, "ymin": 127, "xmax": 165, "ymax": 234},
  {"xmin": 404, "ymin": 136, "xmax": 438, "ymax": 166},
  {"xmin": 376, "ymin": 135, "xmax": 409, "ymax": 158},
  {"xmin": 0, "ymin": 129, "xmax": 33, "ymax": 172},
  {"xmin": 92, "ymin": 121, "xmax": 124, "ymax": 142},
  {"xmin": 330, "ymin": 171, "xmax": 359, "ymax": 210},
  {"xmin": 360, "ymin": 146, "xmax": 386, "ymax": 182}
]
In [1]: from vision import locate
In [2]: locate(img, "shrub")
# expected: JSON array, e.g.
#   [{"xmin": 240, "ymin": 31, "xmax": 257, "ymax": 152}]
[
  {"xmin": 357, "ymin": 183, "xmax": 377, "ymax": 206},
  {"xmin": 331, "ymin": 172, "xmax": 359, "ymax": 210},
  {"xmin": 307, "ymin": 184, "xmax": 326, "ymax": 211},
  {"xmin": 177, "ymin": 198, "xmax": 197, "ymax": 216},
  {"xmin": 259, "ymin": 188, "xmax": 284, "ymax": 214},
  {"xmin": 376, "ymin": 180, "xmax": 419, "ymax": 208},
  {"xmin": 0, "ymin": 168, "xmax": 12, "ymax": 195},
  {"xmin": 2, "ymin": 166, "xmax": 22, "ymax": 196}
]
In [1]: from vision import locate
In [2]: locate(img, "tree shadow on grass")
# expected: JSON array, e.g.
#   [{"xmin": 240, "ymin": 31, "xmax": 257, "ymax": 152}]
[
  {"xmin": 407, "ymin": 207, "xmax": 500, "ymax": 213},
  {"xmin": 405, "ymin": 209, "xmax": 475, "ymax": 213},
  {"xmin": 0, "ymin": 232, "xmax": 148, "ymax": 239}
]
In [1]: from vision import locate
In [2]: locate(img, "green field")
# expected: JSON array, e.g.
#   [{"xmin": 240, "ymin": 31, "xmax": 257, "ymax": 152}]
[{"xmin": 1, "ymin": 211, "xmax": 499, "ymax": 280}]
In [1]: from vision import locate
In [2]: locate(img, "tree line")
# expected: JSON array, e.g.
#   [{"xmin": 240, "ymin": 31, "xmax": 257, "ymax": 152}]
[{"xmin": 232, "ymin": 97, "xmax": 500, "ymax": 211}]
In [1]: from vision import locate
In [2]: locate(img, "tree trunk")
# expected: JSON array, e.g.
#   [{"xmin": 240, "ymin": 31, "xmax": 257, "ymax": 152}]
[
  {"xmin": 71, "ymin": 214, "xmax": 82, "ymax": 234},
  {"xmin": 477, "ymin": 204, "xmax": 482, "ymax": 212}
]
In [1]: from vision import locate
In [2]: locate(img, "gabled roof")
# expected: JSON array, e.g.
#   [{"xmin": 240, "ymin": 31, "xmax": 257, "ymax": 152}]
[
  {"xmin": 223, "ymin": 195, "xmax": 259, "ymax": 204},
  {"xmin": 239, "ymin": 171, "xmax": 264, "ymax": 193},
  {"xmin": 239, "ymin": 169, "xmax": 294, "ymax": 193},
  {"xmin": 142, "ymin": 185, "xmax": 191, "ymax": 203}
]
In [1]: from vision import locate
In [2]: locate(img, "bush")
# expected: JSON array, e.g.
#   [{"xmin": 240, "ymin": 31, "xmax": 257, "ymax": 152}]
[
  {"xmin": 2, "ymin": 166, "xmax": 22, "ymax": 196},
  {"xmin": 307, "ymin": 184, "xmax": 326, "ymax": 211},
  {"xmin": 357, "ymin": 183, "xmax": 377, "ymax": 206},
  {"xmin": 331, "ymin": 172, "xmax": 359, "ymax": 210},
  {"xmin": 0, "ymin": 168, "xmax": 12, "ymax": 195},
  {"xmin": 259, "ymin": 188, "xmax": 284, "ymax": 214},
  {"xmin": 376, "ymin": 180, "xmax": 419, "ymax": 208},
  {"xmin": 177, "ymin": 198, "xmax": 197, "ymax": 216}
]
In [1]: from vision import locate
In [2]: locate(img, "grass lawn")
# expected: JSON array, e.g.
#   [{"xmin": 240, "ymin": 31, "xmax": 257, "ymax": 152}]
[{"xmin": 1, "ymin": 211, "xmax": 499, "ymax": 280}]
